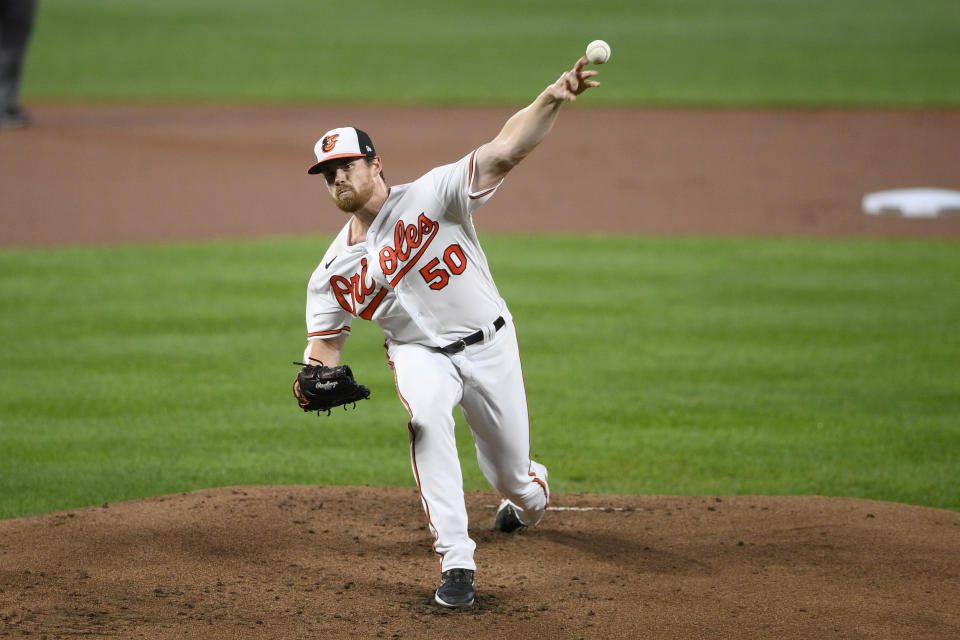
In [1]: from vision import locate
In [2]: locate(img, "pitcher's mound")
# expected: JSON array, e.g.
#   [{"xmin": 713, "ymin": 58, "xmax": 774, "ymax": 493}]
[{"xmin": 1, "ymin": 486, "xmax": 957, "ymax": 639}]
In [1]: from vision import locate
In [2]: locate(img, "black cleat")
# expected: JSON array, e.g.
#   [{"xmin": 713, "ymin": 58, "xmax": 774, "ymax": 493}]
[
  {"xmin": 434, "ymin": 568, "xmax": 476, "ymax": 608},
  {"xmin": 494, "ymin": 499, "xmax": 526, "ymax": 533}
]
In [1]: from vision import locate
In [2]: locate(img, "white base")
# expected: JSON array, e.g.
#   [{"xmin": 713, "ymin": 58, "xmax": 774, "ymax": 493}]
[{"xmin": 863, "ymin": 188, "xmax": 960, "ymax": 219}]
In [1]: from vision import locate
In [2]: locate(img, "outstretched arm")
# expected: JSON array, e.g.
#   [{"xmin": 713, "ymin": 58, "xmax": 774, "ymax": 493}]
[{"xmin": 473, "ymin": 56, "xmax": 600, "ymax": 191}]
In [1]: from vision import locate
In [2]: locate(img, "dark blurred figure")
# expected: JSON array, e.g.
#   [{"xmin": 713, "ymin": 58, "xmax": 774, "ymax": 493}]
[{"xmin": 0, "ymin": 0, "xmax": 38, "ymax": 128}]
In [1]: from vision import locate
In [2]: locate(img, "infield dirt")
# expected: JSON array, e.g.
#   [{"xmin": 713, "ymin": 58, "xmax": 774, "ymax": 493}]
[
  {"xmin": 2, "ymin": 105, "xmax": 959, "ymax": 246},
  {"xmin": 1, "ymin": 105, "xmax": 959, "ymax": 639}
]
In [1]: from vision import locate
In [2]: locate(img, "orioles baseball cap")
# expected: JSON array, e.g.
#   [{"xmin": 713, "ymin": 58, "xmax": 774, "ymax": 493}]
[{"xmin": 307, "ymin": 126, "xmax": 377, "ymax": 175}]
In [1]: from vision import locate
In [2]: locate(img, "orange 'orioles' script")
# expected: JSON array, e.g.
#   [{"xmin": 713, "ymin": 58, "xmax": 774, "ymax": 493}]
[{"xmin": 330, "ymin": 213, "xmax": 440, "ymax": 319}]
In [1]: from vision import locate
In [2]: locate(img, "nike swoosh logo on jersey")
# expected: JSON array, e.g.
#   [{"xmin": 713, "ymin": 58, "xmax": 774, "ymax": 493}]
[{"xmin": 325, "ymin": 256, "xmax": 337, "ymax": 269}]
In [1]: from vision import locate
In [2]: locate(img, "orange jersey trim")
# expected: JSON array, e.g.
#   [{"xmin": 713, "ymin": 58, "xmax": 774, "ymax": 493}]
[
  {"xmin": 468, "ymin": 149, "xmax": 477, "ymax": 189},
  {"xmin": 469, "ymin": 186, "xmax": 497, "ymax": 201},
  {"xmin": 466, "ymin": 148, "xmax": 497, "ymax": 200},
  {"xmin": 307, "ymin": 325, "xmax": 351, "ymax": 339}
]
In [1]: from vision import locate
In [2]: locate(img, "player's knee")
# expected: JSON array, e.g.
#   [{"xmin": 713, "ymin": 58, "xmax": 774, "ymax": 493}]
[{"xmin": 407, "ymin": 410, "xmax": 455, "ymax": 440}]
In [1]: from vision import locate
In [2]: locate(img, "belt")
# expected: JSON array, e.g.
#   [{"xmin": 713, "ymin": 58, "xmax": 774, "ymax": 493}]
[{"xmin": 438, "ymin": 316, "xmax": 505, "ymax": 355}]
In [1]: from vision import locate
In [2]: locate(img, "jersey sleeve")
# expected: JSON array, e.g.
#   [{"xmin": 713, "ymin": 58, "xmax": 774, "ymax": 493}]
[
  {"xmin": 427, "ymin": 148, "xmax": 503, "ymax": 222},
  {"xmin": 305, "ymin": 267, "xmax": 353, "ymax": 341}
]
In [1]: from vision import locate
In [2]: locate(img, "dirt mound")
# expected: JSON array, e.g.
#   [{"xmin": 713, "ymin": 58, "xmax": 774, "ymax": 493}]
[{"xmin": 1, "ymin": 486, "xmax": 957, "ymax": 639}]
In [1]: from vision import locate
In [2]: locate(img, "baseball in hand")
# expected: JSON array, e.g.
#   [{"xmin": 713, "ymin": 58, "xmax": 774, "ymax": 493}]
[{"xmin": 585, "ymin": 39, "xmax": 611, "ymax": 65}]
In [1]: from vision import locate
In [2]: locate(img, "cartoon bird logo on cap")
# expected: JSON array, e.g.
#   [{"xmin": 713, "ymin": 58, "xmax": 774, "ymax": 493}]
[{"xmin": 321, "ymin": 134, "xmax": 340, "ymax": 153}]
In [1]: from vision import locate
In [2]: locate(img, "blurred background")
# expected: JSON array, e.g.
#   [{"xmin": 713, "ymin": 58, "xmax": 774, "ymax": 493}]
[{"xmin": 18, "ymin": 0, "xmax": 960, "ymax": 106}]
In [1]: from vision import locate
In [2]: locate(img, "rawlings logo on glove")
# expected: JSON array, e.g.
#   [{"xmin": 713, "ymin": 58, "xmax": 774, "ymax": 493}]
[{"xmin": 293, "ymin": 358, "xmax": 371, "ymax": 415}]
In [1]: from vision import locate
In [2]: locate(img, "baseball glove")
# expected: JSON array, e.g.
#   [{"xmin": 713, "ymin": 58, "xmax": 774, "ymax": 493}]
[{"xmin": 293, "ymin": 359, "xmax": 371, "ymax": 415}]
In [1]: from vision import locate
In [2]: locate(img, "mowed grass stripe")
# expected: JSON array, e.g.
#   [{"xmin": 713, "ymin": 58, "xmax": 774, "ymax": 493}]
[
  {"xmin": 25, "ymin": 0, "xmax": 960, "ymax": 106},
  {"xmin": 1, "ymin": 235, "xmax": 957, "ymax": 518}
]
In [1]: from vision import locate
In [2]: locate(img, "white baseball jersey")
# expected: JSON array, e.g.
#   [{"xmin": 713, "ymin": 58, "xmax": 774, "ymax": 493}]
[{"xmin": 306, "ymin": 149, "xmax": 505, "ymax": 347}]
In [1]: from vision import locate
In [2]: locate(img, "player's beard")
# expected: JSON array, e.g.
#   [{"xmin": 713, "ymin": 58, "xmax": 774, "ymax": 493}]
[{"xmin": 333, "ymin": 181, "xmax": 373, "ymax": 213}]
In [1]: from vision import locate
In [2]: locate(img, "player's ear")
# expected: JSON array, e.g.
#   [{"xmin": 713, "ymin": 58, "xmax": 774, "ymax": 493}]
[{"xmin": 368, "ymin": 156, "xmax": 385, "ymax": 182}]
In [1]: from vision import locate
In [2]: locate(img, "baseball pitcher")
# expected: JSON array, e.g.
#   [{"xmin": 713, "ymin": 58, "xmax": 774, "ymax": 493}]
[{"xmin": 294, "ymin": 55, "xmax": 601, "ymax": 607}]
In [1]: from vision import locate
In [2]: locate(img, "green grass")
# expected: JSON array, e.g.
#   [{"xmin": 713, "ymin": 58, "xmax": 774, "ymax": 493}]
[
  {"xmin": 23, "ymin": 0, "xmax": 960, "ymax": 106},
  {"xmin": 1, "ymin": 235, "xmax": 958, "ymax": 519}
]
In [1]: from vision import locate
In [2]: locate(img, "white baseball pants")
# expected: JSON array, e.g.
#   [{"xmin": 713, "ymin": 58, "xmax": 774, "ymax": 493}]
[{"xmin": 386, "ymin": 317, "xmax": 550, "ymax": 572}]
